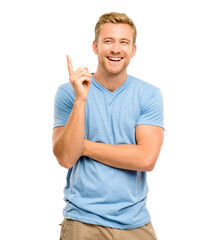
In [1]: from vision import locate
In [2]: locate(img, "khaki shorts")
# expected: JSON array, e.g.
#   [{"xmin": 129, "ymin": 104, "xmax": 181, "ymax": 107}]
[{"xmin": 59, "ymin": 218, "xmax": 158, "ymax": 240}]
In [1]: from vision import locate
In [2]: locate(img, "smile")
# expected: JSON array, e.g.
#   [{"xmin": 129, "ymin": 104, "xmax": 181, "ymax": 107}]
[{"xmin": 107, "ymin": 57, "xmax": 123, "ymax": 62}]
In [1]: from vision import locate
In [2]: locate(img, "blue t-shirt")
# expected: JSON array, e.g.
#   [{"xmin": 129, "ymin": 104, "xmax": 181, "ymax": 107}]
[{"xmin": 53, "ymin": 75, "xmax": 164, "ymax": 229}]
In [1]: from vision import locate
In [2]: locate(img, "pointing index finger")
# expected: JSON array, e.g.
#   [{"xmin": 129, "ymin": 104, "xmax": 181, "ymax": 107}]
[{"xmin": 66, "ymin": 55, "xmax": 74, "ymax": 75}]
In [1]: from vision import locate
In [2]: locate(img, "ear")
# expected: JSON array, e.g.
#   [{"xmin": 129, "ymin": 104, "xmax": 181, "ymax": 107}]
[
  {"xmin": 92, "ymin": 40, "xmax": 98, "ymax": 54},
  {"xmin": 131, "ymin": 44, "xmax": 137, "ymax": 58}
]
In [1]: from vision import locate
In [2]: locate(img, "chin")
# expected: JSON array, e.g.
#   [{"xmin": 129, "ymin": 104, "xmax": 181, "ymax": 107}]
[
  {"xmin": 107, "ymin": 69, "xmax": 124, "ymax": 75},
  {"xmin": 105, "ymin": 65, "xmax": 128, "ymax": 75}
]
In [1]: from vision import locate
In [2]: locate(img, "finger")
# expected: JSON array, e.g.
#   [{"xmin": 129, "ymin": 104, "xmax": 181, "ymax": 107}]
[
  {"xmin": 70, "ymin": 74, "xmax": 92, "ymax": 85},
  {"xmin": 72, "ymin": 76, "xmax": 92, "ymax": 85},
  {"xmin": 69, "ymin": 68, "xmax": 91, "ymax": 79},
  {"xmin": 74, "ymin": 67, "xmax": 92, "ymax": 79},
  {"xmin": 66, "ymin": 55, "xmax": 74, "ymax": 75}
]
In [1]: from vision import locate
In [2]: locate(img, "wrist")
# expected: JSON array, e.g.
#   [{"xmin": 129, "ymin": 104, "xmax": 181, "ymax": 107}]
[
  {"xmin": 74, "ymin": 98, "xmax": 87, "ymax": 105},
  {"xmin": 83, "ymin": 139, "xmax": 88, "ymax": 156}
]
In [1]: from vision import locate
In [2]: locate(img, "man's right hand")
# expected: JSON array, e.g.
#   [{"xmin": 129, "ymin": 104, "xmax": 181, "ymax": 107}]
[
  {"xmin": 53, "ymin": 56, "xmax": 91, "ymax": 169},
  {"xmin": 66, "ymin": 55, "xmax": 92, "ymax": 101}
]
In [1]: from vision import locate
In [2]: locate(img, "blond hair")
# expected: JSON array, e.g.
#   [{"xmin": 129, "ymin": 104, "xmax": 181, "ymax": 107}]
[{"xmin": 95, "ymin": 12, "xmax": 137, "ymax": 45}]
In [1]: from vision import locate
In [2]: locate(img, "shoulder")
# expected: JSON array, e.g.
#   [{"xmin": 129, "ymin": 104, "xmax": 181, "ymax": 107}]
[
  {"xmin": 128, "ymin": 75, "xmax": 161, "ymax": 100},
  {"xmin": 54, "ymin": 82, "xmax": 75, "ymax": 108},
  {"xmin": 56, "ymin": 82, "xmax": 75, "ymax": 100},
  {"xmin": 131, "ymin": 76, "xmax": 164, "ymax": 128},
  {"xmin": 129, "ymin": 75, "xmax": 159, "ymax": 90},
  {"xmin": 57, "ymin": 82, "xmax": 74, "ymax": 95}
]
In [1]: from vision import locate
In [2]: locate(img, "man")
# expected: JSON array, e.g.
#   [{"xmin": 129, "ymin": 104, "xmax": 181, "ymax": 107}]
[{"xmin": 53, "ymin": 12, "xmax": 164, "ymax": 240}]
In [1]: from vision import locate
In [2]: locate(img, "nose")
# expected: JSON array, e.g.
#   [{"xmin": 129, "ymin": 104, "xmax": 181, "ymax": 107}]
[{"xmin": 110, "ymin": 42, "xmax": 121, "ymax": 54}]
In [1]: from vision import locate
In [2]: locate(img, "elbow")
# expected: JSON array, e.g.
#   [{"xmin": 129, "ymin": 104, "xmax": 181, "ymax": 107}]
[
  {"xmin": 142, "ymin": 162, "xmax": 155, "ymax": 172},
  {"xmin": 141, "ymin": 155, "xmax": 158, "ymax": 172},
  {"xmin": 145, "ymin": 163, "xmax": 155, "ymax": 172},
  {"xmin": 58, "ymin": 158, "xmax": 74, "ymax": 169},
  {"xmin": 53, "ymin": 147, "xmax": 75, "ymax": 169},
  {"xmin": 56, "ymin": 154, "xmax": 75, "ymax": 169}
]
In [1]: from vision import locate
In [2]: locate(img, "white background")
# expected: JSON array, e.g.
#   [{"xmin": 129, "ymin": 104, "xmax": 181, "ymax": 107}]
[{"xmin": 0, "ymin": 0, "xmax": 219, "ymax": 239}]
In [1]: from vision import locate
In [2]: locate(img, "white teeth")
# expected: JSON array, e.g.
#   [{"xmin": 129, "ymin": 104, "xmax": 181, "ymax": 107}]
[{"xmin": 108, "ymin": 57, "xmax": 122, "ymax": 61}]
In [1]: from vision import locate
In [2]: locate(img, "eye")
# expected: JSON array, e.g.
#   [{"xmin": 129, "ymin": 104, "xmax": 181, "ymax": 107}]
[
  {"xmin": 121, "ymin": 41, "xmax": 129, "ymax": 45},
  {"xmin": 104, "ymin": 40, "xmax": 112, "ymax": 44}
]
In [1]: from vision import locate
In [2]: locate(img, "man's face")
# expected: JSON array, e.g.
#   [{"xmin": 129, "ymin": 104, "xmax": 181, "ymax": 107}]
[{"xmin": 93, "ymin": 23, "xmax": 136, "ymax": 76}]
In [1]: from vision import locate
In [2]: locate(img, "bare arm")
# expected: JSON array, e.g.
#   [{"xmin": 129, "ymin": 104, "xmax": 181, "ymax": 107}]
[
  {"xmin": 83, "ymin": 125, "xmax": 164, "ymax": 171},
  {"xmin": 52, "ymin": 100, "xmax": 86, "ymax": 169},
  {"xmin": 52, "ymin": 55, "xmax": 92, "ymax": 169}
]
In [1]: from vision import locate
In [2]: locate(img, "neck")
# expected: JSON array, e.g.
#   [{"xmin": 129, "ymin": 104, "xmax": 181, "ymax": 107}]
[{"xmin": 93, "ymin": 69, "xmax": 127, "ymax": 92}]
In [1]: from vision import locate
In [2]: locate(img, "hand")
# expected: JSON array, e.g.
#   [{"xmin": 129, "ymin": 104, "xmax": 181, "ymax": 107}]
[{"xmin": 66, "ymin": 55, "xmax": 92, "ymax": 101}]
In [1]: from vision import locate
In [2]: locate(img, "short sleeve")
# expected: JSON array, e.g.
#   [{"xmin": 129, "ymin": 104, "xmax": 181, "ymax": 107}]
[
  {"xmin": 137, "ymin": 89, "xmax": 164, "ymax": 129},
  {"xmin": 53, "ymin": 85, "xmax": 75, "ymax": 128}
]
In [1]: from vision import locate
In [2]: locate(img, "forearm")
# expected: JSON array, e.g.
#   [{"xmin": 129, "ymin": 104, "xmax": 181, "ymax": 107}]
[
  {"xmin": 53, "ymin": 100, "xmax": 86, "ymax": 168},
  {"xmin": 83, "ymin": 140, "xmax": 153, "ymax": 171}
]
